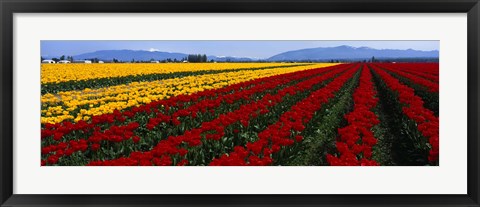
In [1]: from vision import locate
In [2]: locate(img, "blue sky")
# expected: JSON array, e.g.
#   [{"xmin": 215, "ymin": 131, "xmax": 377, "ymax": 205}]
[{"xmin": 41, "ymin": 40, "xmax": 439, "ymax": 59}]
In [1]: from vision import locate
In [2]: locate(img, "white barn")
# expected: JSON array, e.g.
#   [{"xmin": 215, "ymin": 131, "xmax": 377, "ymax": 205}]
[
  {"xmin": 42, "ymin": 60, "xmax": 55, "ymax": 64},
  {"xmin": 57, "ymin": 60, "xmax": 71, "ymax": 64},
  {"xmin": 73, "ymin": 60, "xmax": 92, "ymax": 64}
]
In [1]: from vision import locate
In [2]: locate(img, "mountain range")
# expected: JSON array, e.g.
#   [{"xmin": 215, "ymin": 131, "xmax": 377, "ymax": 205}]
[
  {"xmin": 43, "ymin": 45, "xmax": 439, "ymax": 62},
  {"xmin": 267, "ymin": 45, "xmax": 439, "ymax": 61}
]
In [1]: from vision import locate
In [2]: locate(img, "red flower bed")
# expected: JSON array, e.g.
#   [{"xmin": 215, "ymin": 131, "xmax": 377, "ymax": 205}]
[
  {"xmin": 326, "ymin": 66, "xmax": 380, "ymax": 166},
  {"xmin": 378, "ymin": 64, "xmax": 439, "ymax": 92},
  {"xmin": 86, "ymin": 65, "xmax": 356, "ymax": 166},
  {"xmin": 209, "ymin": 66, "xmax": 359, "ymax": 166},
  {"xmin": 41, "ymin": 64, "xmax": 349, "ymax": 143},
  {"xmin": 42, "ymin": 64, "xmax": 352, "ymax": 161},
  {"xmin": 390, "ymin": 64, "xmax": 439, "ymax": 83},
  {"xmin": 41, "ymin": 63, "xmax": 440, "ymax": 166},
  {"xmin": 371, "ymin": 64, "xmax": 439, "ymax": 163},
  {"xmin": 389, "ymin": 63, "xmax": 439, "ymax": 76}
]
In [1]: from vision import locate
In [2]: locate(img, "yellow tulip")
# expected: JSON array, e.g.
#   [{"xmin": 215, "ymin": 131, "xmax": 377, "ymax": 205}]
[{"xmin": 41, "ymin": 63, "xmax": 339, "ymax": 124}]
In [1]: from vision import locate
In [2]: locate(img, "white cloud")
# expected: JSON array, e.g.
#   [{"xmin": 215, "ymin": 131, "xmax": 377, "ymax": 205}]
[{"xmin": 148, "ymin": 48, "xmax": 160, "ymax": 52}]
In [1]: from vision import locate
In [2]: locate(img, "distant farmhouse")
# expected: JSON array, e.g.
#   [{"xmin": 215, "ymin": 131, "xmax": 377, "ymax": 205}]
[
  {"xmin": 42, "ymin": 60, "xmax": 55, "ymax": 64},
  {"xmin": 57, "ymin": 60, "xmax": 71, "ymax": 64},
  {"xmin": 73, "ymin": 60, "xmax": 92, "ymax": 64}
]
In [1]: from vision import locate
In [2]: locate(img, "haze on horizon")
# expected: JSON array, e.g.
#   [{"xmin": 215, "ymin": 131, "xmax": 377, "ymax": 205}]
[{"xmin": 41, "ymin": 40, "xmax": 439, "ymax": 59}]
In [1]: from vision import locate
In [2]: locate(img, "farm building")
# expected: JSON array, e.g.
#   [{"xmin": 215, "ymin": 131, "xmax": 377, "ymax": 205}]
[
  {"xmin": 98, "ymin": 61, "xmax": 104, "ymax": 63},
  {"xmin": 42, "ymin": 60, "xmax": 55, "ymax": 64},
  {"xmin": 73, "ymin": 60, "xmax": 92, "ymax": 64},
  {"xmin": 151, "ymin": 61, "xmax": 160, "ymax": 63},
  {"xmin": 57, "ymin": 60, "xmax": 71, "ymax": 64}
]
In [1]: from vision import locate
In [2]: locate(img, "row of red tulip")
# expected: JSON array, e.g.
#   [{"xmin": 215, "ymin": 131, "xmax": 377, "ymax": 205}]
[
  {"xmin": 385, "ymin": 63, "xmax": 439, "ymax": 76},
  {"xmin": 41, "ymin": 64, "xmax": 351, "ymax": 164},
  {"xmin": 370, "ymin": 64, "xmax": 439, "ymax": 164},
  {"xmin": 326, "ymin": 67, "xmax": 380, "ymax": 166},
  {"xmin": 41, "ymin": 63, "xmax": 350, "ymax": 144},
  {"xmin": 86, "ymin": 65, "xmax": 357, "ymax": 166},
  {"xmin": 379, "ymin": 64, "xmax": 439, "ymax": 92},
  {"xmin": 209, "ymin": 66, "xmax": 359, "ymax": 166},
  {"xmin": 388, "ymin": 63, "xmax": 438, "ymax": 82}
]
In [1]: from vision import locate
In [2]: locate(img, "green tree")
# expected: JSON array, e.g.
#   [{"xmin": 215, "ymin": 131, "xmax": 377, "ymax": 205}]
[{"xmin": 187, "ymin": 54, "xmax": 208, "ymax": 63}]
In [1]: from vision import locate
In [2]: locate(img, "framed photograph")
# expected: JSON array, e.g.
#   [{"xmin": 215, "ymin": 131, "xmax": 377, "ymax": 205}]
[{"xmin": 1, "ymin": 0, "xmax": 479, "ymax": 206}]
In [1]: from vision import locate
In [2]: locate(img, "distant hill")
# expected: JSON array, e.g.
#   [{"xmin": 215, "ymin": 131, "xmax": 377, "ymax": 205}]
[
  {"xmin": 72, "ymin": 50, "xmax": 188, "ymax": 62},
  {"xmin": 43, "ymin": 46, "xmax": 439, "ymax": 62},
  {"xmin": 267, "ymin": 45, "xmax": 439, "ymax": 61},
  {"xmin": 58, "ymin": 50, "xmax": 257, "ymax": 62},
  {"xmin": 207, "ymin": 55, "xmax": 257, "ymax": 62}
]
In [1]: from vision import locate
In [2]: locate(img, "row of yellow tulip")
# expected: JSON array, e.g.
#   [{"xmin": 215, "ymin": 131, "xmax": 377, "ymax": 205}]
[
  {"xmin": 41, "ymin": 63, "xmax": 338, "ymax": 124},
  {"xmin": 41, "ymin": 63, "xmax": 307, "ymax": 84}
]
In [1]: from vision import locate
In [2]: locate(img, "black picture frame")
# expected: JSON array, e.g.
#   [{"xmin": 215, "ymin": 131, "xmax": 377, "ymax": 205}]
[{"xmin": 1, "ymin": 0, "xmax": 479, "ymax": 206}]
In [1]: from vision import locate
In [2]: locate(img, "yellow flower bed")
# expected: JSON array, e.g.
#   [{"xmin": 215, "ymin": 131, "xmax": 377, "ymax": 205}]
[
  {"xmin": 41, "ymin": 63, "xmax": 309, "ymax": 84},
  {"xmin": 41, "ymin": 63, "xmax": 338, "ymax": 124}
]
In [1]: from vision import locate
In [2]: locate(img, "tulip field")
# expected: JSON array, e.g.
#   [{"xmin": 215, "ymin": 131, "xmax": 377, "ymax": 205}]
[{"xmin": 41, "ymin": 62, "xmax": 439, "ymax": 166}]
